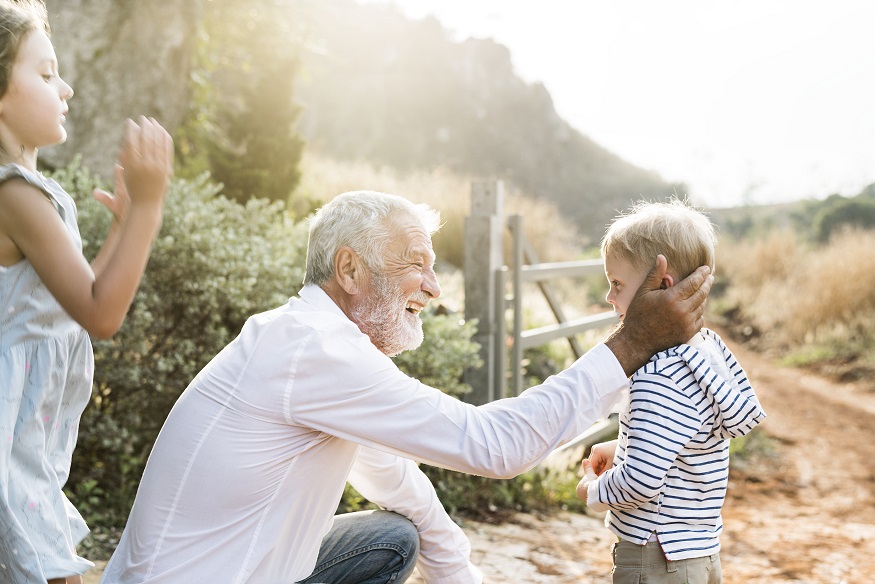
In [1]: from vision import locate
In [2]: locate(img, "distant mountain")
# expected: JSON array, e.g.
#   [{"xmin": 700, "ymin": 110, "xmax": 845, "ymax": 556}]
[{"xmin": 294, "ymin": 0, "xmax": 682, "ymax": 242}]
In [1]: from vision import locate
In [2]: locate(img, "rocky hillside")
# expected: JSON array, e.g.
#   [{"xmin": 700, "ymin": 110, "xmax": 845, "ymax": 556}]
[{"xmin": 295, "ymin": 0, "xmax": 680, "ymax": 242}]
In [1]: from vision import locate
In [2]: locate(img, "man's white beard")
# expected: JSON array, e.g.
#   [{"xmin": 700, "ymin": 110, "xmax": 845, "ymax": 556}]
[{"xmin": 351, "ymin": 271, "xmax": 425, "ymax": 357}]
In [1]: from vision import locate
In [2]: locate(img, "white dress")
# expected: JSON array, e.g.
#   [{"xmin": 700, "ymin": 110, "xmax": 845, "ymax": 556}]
[{"xmin": 0, "ymin": 164, "xmax": 95, "ymax": 582}]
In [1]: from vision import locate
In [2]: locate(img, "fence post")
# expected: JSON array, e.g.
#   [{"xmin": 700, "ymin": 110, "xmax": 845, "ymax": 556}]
[
  {"xmin": 463, "ymin": 180, "xmax": 505, "ymax": 404},
  {"xmin": 508, "ymin": 214, "xmax": 524, "ymax": 396}
]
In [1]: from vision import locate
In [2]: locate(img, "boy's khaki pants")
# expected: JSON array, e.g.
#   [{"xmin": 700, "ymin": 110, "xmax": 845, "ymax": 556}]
[{"xmin": 611, "ymin": 540, "xmax": 721, "ymax": 584}]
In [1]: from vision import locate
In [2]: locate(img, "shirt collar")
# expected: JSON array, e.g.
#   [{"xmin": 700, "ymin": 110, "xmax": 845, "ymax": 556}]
[
  {"xmin": 686, "ymin": 331, "xmax": 707, "ymax": 346},
  {"xmin": 296, "ymin": 284, "xmax": 349, "ymax": 321}
]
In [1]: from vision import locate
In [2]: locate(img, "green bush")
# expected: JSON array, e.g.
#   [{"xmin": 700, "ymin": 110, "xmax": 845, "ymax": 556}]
[
  {"xmin": 56, "ymin": 161, "xmax": 309, "ymax": 523},
  {"xmin": 392, "ymin": 311, "xmax": 482, "ymax": 399},
  {"xmin": 51, "ymin": 159, "xmax": 582, "ymax": 545},
  {"xmin": 813, "ymin": 196, "xmax": 875, "ymax": 242},
  {"xmin": 53, "ymin": 160, "xmax": 495, "ymax": 530}
]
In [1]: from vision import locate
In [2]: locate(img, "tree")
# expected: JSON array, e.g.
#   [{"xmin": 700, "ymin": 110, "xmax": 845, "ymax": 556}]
[
  {"xmin": 813, "ymin": 196, "xmax": 875, "ymax": 242},
  {"xmin": 207, "ymin": 55, "xmax": 304, "ymax": 204},
  {"xmin": 176, "ymin": 0, "xmax": 305, "ymax": 206}
]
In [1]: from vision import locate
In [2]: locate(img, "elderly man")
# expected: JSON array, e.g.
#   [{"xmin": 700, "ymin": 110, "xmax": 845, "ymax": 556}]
[{"xmin": 101, "ymin": 191, "xmax": 712, "ymax": 584}]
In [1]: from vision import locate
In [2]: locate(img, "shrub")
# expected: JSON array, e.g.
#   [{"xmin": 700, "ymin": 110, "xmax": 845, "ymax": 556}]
[
  {"xmin": 54, "ymin": 160, "xmax": 493, "ymax": 529},
  {"xmin": 813, "ymin": 196, "xmax": 875, "ymax": 242},
  {"xmin": 419, "ymin": 464, "xmax": 586, "ymax": 519},
  {"xmin": 393, "ymin": 311, "xmax": 482, "ymax": 399},
  {"xmin": 340, "ymin": 463, "xmax": 586, "ymax": 519},
  {"xmin": 56, "ymin": 161, "xmax": 309, "ymax": 523}
]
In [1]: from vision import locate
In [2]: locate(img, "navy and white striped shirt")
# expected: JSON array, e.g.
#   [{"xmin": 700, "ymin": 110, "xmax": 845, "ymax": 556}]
[{"xmin": 588, "ymin": 328, "xmax": 766, "ymax": 560}]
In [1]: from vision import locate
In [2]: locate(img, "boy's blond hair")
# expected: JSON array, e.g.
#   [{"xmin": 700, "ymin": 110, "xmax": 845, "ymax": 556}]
[{"xmin": 601, "ymin": 198, "xmax": 717, "ymax": 280}]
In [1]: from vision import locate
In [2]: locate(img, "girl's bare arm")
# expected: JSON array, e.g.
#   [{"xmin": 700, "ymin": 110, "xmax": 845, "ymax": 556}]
[{"xmin": 0, "ymin": 118, "xmax": 172, "ymax": 338}]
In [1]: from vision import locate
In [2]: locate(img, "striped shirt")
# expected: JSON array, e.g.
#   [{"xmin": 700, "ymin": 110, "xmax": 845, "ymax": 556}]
[{"xmin": 587, "ymin": 328, "xmax": 766, "ymax": 560}]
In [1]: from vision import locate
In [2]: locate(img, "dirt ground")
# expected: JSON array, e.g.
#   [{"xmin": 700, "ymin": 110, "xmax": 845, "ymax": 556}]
[
  {"xmin": 84, "ymin": 333, "xmax": 875, "ymax": 583},
  {"xmin": 408, "ymin": 333, "xmax": 875, "ymax": 583}
]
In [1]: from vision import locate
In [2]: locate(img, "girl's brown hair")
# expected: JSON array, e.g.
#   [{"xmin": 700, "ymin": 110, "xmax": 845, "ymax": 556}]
[{"xmin": 0, "ymin": 0, "xmax": 49, "ymax": 97}]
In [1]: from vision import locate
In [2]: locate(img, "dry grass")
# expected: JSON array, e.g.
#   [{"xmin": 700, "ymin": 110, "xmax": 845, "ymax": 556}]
[
  {"xmin": 718, "ymin": 228, "xmax": 875, "ymax": 358},
  {"xmin": 293, "ymin": 152, "xmax": 586, "ymax": 270}
]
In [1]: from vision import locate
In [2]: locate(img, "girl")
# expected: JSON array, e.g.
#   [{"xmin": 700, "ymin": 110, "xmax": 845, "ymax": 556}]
[{"xmin": 0, "ymin": 1, "xmax": 173, "ymax": 582}]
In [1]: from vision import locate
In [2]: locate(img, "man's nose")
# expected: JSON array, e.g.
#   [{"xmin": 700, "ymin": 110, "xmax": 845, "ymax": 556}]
[{"xmin": 423, "ymin": 267, "xmax": 441, "ymax": 299}]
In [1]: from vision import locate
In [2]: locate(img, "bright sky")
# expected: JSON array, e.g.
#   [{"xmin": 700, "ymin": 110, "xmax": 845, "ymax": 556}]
[{"xmin": 371, "ymin": 0, "xmax": 875, "ymax": 208}]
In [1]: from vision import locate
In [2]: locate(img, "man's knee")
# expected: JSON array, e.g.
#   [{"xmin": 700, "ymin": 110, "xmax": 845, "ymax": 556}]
[{"xmin": 377, "ymin": 510, "xmax": 419, "ymax": 561}]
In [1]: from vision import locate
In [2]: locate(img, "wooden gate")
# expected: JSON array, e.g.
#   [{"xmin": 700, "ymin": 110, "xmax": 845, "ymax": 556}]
[{"xmin": 463, "ymin": 180, "xmax": 618, "ymax": 404}]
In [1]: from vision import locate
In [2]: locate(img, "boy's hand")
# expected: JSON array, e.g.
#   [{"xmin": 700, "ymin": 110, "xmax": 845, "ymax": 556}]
[
  {"xmin": 576, "ymin": 459, "xmax": 598, "ymax": 502},
  {"xmin": 117, "ymin": 116, "xmax": 173, "ymax": 207},
  {"xmin": 585, "ymin": 440, "xmax": 618, "ymax": 476}
]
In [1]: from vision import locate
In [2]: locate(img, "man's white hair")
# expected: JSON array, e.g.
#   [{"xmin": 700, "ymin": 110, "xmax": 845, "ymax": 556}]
[{"xmin": 303, "ymin": 190, "xmax": 441, "ymax": 286}]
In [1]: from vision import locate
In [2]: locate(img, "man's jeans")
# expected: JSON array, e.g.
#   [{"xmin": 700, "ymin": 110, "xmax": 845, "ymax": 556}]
[{"xmin": 296, "ymin": 510, "xmax": 420, "ymax": 584}]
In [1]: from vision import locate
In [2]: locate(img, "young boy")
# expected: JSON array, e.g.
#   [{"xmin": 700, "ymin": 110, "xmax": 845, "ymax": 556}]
[{"xmin": 577, "ymin": 199, "xmax": 766, "ymax": 584}]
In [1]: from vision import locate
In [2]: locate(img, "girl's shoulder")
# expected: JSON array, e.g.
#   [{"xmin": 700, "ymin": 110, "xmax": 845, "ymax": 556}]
[
  {"xmin": 0, "ymin": 163, "xmax": 45, "ymax": 188},
  {"xmin": 0, "ymin": 164, "xmax": 69, "ymax": 213}
]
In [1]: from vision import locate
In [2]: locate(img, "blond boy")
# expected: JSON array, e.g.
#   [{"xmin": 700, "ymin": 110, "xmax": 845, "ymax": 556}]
[{"xmin": 578, "ymin": 199, "xmax": 766, "ymax": 584}]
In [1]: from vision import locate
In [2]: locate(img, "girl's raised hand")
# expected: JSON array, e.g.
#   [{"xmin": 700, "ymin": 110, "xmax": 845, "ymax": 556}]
[
  {"xmin": 92, "ymin": 163, "xmax": 130, "ymax": 225},
  {"xmin": 117, "ymin": 116, "xmax": 173, "ymax": 207}
]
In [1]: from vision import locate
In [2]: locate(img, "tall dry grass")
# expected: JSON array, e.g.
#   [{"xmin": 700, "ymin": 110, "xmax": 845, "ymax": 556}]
[
  {"xmin": 718, "ymin": 228, "xmax": 875, "ymax": 359},
  {"xmin": 293, "ymin": 152, "xmax": 587, "ymax": 270}
]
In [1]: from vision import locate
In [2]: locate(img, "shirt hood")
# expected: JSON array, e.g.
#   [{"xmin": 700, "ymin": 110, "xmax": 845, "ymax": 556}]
[{"xmin": 672, "ymin": 328, "xmax": 766, "ymax": 439}]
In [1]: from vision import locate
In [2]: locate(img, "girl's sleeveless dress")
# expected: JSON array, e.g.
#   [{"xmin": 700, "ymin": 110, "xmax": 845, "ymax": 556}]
[{"xmin": 0, "ymin": 164, "xmax": 95, "ymax": 581}]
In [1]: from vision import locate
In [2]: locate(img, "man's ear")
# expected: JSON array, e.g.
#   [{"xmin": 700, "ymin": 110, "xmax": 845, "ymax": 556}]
[
  {"xmin": 333, "ymin": 246, "xmax": 365, "ymax": 295},
  {"xmin": 660, "ymin": 274, "xmax": 675, "ymax": 290}
]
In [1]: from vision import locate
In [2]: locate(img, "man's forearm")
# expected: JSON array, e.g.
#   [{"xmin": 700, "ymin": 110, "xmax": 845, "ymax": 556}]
[{"xmin": 604, "ymin": 323, "xmax": 650, "ymax": 377}]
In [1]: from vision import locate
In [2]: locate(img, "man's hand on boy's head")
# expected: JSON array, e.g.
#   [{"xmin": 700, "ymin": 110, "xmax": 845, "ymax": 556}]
[{"xmin": 605, "ymin": 255, "xmax": 713, "ymax": 376}]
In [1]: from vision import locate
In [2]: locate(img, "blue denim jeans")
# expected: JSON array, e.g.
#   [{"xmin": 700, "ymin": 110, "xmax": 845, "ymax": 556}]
[{"xmin": 296, "ymin": 510, "xmax": 420, "ymax": 584}]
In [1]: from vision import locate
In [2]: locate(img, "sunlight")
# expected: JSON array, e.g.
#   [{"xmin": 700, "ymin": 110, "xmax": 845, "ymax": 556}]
[{"xmin": 368, "ymin": 0, "xmax": 875, "ymax": 208}]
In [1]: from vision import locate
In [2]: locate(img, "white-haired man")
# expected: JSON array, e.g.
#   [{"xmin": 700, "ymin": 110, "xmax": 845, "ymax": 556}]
[{"xmin": 101, "ymin": 191, "xmax": 713, "ymax": 584}]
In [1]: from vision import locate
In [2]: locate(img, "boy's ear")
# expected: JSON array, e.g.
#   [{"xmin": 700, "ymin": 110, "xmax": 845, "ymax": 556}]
[
  {"xmin": 333, "ymin": 246, "xmax": 365, "ymax": 295},
  {"xmin": 660, "ymin": 274, "xmax": 675, "ymax": 290}
]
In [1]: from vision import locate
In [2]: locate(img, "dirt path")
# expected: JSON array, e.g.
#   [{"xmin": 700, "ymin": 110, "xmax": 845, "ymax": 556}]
[
  {"xmin": 716, "ymin": 337, "xmax": 875, "ymax": 583},
  {"xmin": 85, "ymin": 335, "xmax": 875, "ymax": 583},
  {"xmin": 411, "ymin": 334, "xmax": 875, "ymax": 583}
]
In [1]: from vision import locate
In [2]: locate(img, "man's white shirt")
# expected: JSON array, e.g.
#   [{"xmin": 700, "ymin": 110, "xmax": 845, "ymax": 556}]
[{"xmin": 101, "ymin": 285, "xmax": 626, "ymax": 584}]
